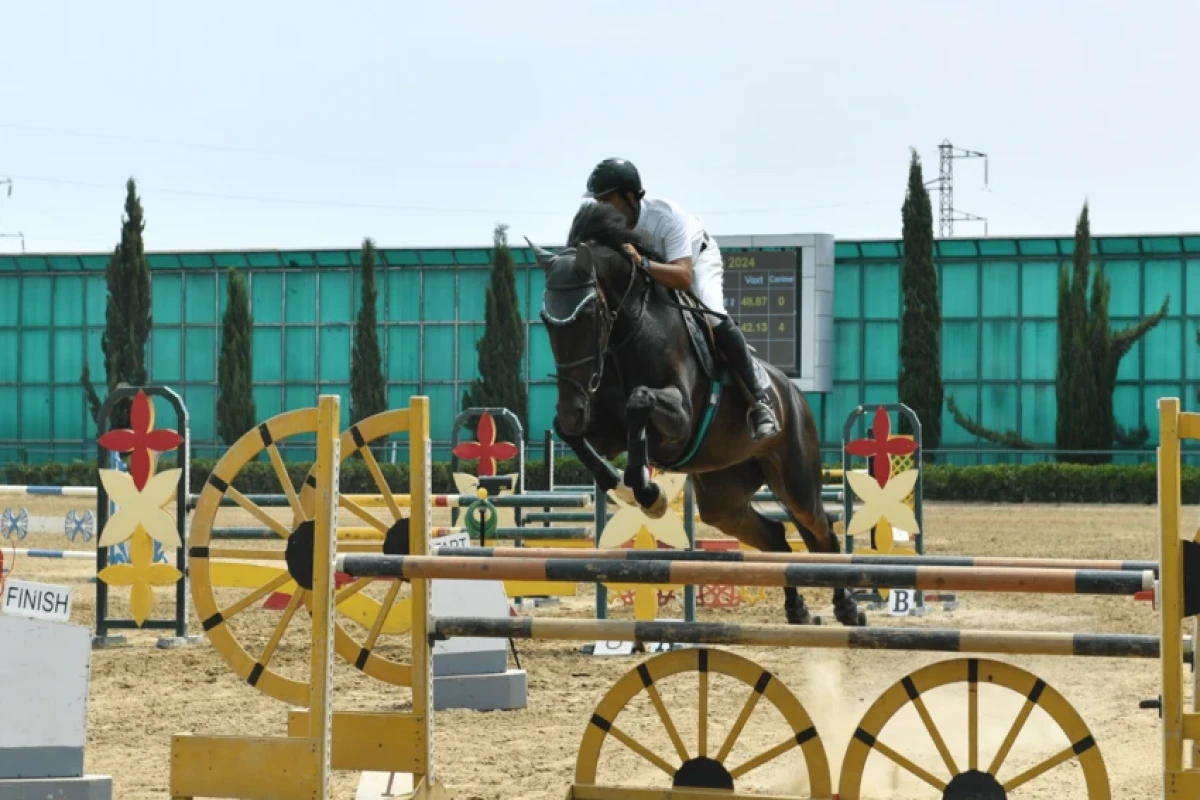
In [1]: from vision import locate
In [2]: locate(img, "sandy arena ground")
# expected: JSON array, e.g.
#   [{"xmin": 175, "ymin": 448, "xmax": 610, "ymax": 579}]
[{"xmin": 0, "ymin": 496, "xmax": 1180, "ymax": 799}]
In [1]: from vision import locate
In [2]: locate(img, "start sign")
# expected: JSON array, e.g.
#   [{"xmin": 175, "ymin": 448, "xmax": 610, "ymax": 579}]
[{"xmin": 2, "ymin": 578, "xmax": 73, "ymax": 622}]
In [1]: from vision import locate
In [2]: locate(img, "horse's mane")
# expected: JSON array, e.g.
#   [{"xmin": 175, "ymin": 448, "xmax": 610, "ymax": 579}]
[{"xmin": 565, "ymin": 202, "xmax": 665, "ymax": 264}]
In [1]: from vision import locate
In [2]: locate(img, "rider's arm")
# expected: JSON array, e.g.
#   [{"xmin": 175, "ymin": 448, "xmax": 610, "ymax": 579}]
[{"xmin": 633, "ymin": 210, "xmax": 694, "ymax": 290}]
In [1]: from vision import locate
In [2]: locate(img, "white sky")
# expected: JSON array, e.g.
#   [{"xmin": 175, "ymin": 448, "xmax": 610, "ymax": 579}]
[{"xmin": 1, "ymin": 0, "xmax": 1197, "ymax": 253}]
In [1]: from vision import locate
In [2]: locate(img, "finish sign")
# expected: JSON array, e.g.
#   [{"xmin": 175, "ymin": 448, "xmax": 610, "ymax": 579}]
[{"xmin": 2, "ymin": 578, "xmax": 73, "ymax": 623}]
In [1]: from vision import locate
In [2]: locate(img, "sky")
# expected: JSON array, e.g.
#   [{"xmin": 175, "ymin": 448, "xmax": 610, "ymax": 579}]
[{"xmin": 1, "ymin": 0, "xmax": 1197, "ymax": 254}]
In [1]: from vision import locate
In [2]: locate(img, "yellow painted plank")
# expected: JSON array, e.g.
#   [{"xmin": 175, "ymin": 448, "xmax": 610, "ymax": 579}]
[
  {"xmin": 504, "ymin": 580, "xmax": 578, "ymax": 597},
  {"xmin": 1183, "ymin": 712, "xmax": 1200, "ymax": 742},
  {"xmin": 1166, "ymin": 769, "xmax": 1200, "ymax": 797},
  {"xmin": 170, "ymin": 734, "xmax": 322, "ymax": 799},
  {"xmin": 288, "ymin": 710, "xmax": 427, "ymax": 773}
]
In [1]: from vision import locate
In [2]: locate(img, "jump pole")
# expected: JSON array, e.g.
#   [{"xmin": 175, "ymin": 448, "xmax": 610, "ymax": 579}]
[
  {"xmin": 435, "ymin": 545, "xmax": 1160, "ymax": 576},
  {"xmin": 336, "ymin": 554, "xmax": 1153, "ymax": 597}
]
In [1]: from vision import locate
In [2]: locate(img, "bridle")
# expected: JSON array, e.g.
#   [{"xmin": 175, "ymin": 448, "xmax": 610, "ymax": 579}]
[{"xmin": 539, "ymin": 244, "xmax": 650, "ymax": 404}]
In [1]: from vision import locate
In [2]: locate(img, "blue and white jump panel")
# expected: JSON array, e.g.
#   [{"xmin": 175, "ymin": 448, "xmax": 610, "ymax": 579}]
[{"xmin": 0, "ymin": 615, "xmax": 112, "ymax": 797}]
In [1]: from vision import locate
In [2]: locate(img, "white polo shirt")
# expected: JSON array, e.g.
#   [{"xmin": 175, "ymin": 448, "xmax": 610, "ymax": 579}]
[{"xmin": 634, "ymin": 196, "xmax": 725, "ymax": 315}]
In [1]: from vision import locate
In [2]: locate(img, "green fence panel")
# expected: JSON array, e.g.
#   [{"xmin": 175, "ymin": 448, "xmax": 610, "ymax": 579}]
[
  {"xmin": 942, "ymin": 322, "xmax": 979, "ymax": 380},
  {"xmin": 285, "ymin": 273, "xmax": 318, "ymax": 324},
  {"xmin": 1019, "ymin": 383, "xmax": 1056, "ymax": 444},
  {"xmin": 154, "ymin": 274, "xmax": 183, "ymax": 324},
  {"xmin": 941, "ymin": 262, "xmax": 978, "ymax": 318},
  {"xmin": 20, "ymin": 330, "xmax": 50, "ymax": 383},
  {"xmin": 318, "ymin": 272, "xmax": 354, "ymax": 324},
  {"xmin": 21, "ymin": 276, "xmax": 52, "ymax": 326},
  {"xmin": 0, "ymin": 277, "xmax": 17, "ymax": 325},
  {"xmin": 423, "ymin": 327, "xmax": 455, "ymax": 381},
  {"xmin": 458, "ymin": 269, "xmax": 490, "ymax": 320},
  {"xmin": 387, "ymin": 326, "xmax": 420, "ymax": 381},
  {"xmin": 152, "ymin": 328, "xmax": 183, "ymax": 383},
  {"xmin": 253, "ymin": 327, "xmax": 284, "ymax": 382},
  {"xmin": 0, "ymin": 329, "xmax": 17, "ymax": 382},
  {"xmin": 1020, "ymin": 262, "xmax": 1059, "ymax": 317},
  {"xmin": 318, "ymin": 326, "xmax": 352, "ymax": 383},
  {"xmin": 386, "ymin": 270, "xmax": 421, "ymax": 322},
  {"xmin": 286, "ymin": 327, "xmax": 318, "ymax": 381},
  {"xmin": 981, "ymin": 263, "xmax": 1019, "ymax": 317},
  {"xmin": 1021, "ymin": 322, "xmax": 1057, "ymax": 380},
  {"xmin": 457, "ymin": 324, "xmax": 483, "ymax": 384},
  {"xmin": 185, "ymin": 328, "xmax": 217, "ymax": 382},
  {"xmin": 834, "ymin": 263, "xmax": 861, "ymax": 318},
  {"xmin": 253, "ymin": 386, "xmax": 283, "ymax": 424},
  {"xmin": 252, "ymin": 273, "xmax": 284, "ymax": 324},
  {"xmin": 55, "ymin": 277, "xmax": 86, "ymax": 326},
  {"xmin": 862, "ymin": 263, "xmax": 900, "ymax": 318},
  {"xmin": 862, "ymin": 321, "xmax": 898, "ymax": 381},
  {"xmin": 980, "ymin": 322, "xmax": 1018, "ymax": 380},
  {"xmin": 833, "ymin": 322, "xmax": 861, "ymax": 381},
  {"xmin": 1143, "ymin": 319, "xmax": 1182, "ymax": 381},
  {"xmin": 424, "ymin": 272, "xmax": 456, "ymax": 322},
  {"xmin": 185, "ymin": 273, "xmax": 218, "ymax": 324}
]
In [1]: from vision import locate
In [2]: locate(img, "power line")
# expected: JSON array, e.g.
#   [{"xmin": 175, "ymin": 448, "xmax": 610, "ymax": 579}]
[{"xmin": 3, "ymin": 172, "xmax": 895, "ymax": 219}]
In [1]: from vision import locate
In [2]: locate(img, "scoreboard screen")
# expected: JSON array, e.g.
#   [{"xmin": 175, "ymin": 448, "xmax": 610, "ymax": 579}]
[{"xmin": 721, "ymin": 250, "xmax": 798, "ymax": 375}]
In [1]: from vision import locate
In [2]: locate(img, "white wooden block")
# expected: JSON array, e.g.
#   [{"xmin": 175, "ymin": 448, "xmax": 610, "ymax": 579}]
[
  {"xmin": 431, "ymin": 576, "xmax": 510, "ymax": 677},
  {"xmin": 0, "ymin": 616, "xmax": 92, "ymax": 779},
  {"xmin": 356, "ymin": 770, "xmax": 413, "ymax": 799}
]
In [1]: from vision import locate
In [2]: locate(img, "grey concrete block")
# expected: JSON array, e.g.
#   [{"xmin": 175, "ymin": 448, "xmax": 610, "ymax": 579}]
[
  {"xmin": 433, "ymin": 669, "xmax": 528, "ymax": 711},
  {"xmin": 0, "ymin": 775, "xmax": 113, "ymax": 800}
]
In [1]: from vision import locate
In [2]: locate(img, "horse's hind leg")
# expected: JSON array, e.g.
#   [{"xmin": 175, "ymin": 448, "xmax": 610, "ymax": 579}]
[
  {"xmin": 691, "ymin": 465, "xmax": 815, "ymax": 625},
  {"xmin": 759, "ymin": 456, "xmax": 867, "ymax": 628}
]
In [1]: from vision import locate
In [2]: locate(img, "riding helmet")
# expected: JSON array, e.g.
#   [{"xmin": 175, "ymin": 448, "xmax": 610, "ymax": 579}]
[{"xmin": 583, "ymin": 158, "xmax": 643, "ymax": 199}]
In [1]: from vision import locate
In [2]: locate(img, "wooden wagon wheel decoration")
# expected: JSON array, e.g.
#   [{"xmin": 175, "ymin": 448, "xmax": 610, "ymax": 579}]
[
  {"xmin": 837, "ymin": 657, "xmax": 1110, "ymax": 799},
  {"xmin": 189, "ymin": 407, "xmax": 330, "ymax": 707},
  {"xmin": 572, "ymin": 647, "xmax": 832, "ymax": 797},
  {"xmin": 294, "ymin": 408, "xmax": 419, "ymax": 688},
  {"xmin": 190, "ymin": 408, "xmax": 419, "ymax": 707}
]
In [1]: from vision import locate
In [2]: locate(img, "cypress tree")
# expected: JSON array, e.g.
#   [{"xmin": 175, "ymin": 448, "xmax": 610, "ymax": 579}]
[
  {"xmin": 948, "ymin": 200, "xmax": 1168, "ymax": 460},
  {"xmin": 216, "ymin": 267, "xmax": 256, "ymax": 445},
  {"xmin": 461, "ymin": 223, "xmax": 528, "ymax": 442},
  {"xmin": 81, "ymin": 177, "xmax": 152, "ymax": 431},
  {"xmin": 897, "ymin": 149, "xmax": 943, "ymax": 456},
  {"xmin": 350, "ymin": 237, "xmax": 387, "ymax": 425}
]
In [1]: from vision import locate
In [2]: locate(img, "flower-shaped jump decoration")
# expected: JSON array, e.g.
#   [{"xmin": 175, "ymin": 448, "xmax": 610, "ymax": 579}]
[
  {"xmin": 844, "ymin": 406, "xmax": 918, "ymax": 487},
  {"xmin": 97, "ymin": 467, "xmax": 183, "ymax": 550},
  {"xmin": 97, "ymin": 528, "xmax": 182, "ymax": 625},
  {"xmin": 1, "ymin": 507, "xmax": 28, "ymax": 541},
  {"xmin": 97, "ymin": 390, "xmax": 184, "ymax": 491},
  {"xmin": 452, "ymin": 412, "xmax": 517, "ymax": 477}
]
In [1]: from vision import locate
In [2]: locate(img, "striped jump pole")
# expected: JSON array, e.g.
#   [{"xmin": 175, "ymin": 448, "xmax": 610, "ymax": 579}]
[
  {"xmin": 337, "ymin": 554, "xmax": 1154, "ymax": 596},
  {"xmin": 210, "ymin": 525, "xmax": 593, "ymax": 541},
  {"xmin": 433, "ymin": 545, "xmax": 1160, "ymax": 576},
  {"xmin": 0, "ymin": 485, "xmax": 97, "ymax": 497},
  {"xmin": 12, "ymin": 548, "xmax": 95, "ymax": 560},
  {"xmin": 199, "ymin": 491, "xmax": 594, "ymax": 509},
  {"xmin": 433, "ymin": 617, "xmax": 1175, "ymax": 660}
]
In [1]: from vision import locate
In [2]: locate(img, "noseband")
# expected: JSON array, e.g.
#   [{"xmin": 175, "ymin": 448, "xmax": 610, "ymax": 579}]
[{"xmin": 539, "ymin": 246, "xmax": 649, "ymax": 403}]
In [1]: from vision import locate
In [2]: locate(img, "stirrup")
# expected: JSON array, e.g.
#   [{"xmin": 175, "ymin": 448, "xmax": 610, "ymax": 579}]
[{"xmin": 747, "ymin": 400, "xmax": 780, "ymax": 439}]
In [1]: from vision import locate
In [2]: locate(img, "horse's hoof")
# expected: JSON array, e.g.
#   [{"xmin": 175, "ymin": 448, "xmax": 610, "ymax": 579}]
[{"xmin": 644, "ymin": 487, "xmax": 668, "ymax": 519}]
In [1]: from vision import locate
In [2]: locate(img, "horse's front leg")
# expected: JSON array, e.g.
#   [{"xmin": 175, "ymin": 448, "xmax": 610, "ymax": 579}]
[
  {"xmin": 553, "ymin": 417, "xmax": 626, "ymax": 497},
  {"xmin": 624, "ymin": 386, "xmax": 690, "ymax": 519}
]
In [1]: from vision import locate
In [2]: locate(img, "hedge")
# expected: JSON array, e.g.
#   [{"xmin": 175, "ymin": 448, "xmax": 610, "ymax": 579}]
[{"xmin": 4, "ymin": 457, "xmax": 1198, "ymax": 505}]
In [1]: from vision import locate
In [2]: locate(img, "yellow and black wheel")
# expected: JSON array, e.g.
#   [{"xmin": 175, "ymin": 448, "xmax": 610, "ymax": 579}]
[
  {"xmin": 190, "ymin": 407, "xmax": 419, "ymax": 707},
  {"xmin": 572, "ymin": 647, "xmax": 832, "ymax": 797},
  {"xmin": 296, "ymin": 408, "xmax": 418, "ymax": 688},
  {"xmin": 837, "ymin": 657, "xmax": 1110, "ymax": 799},
  {"xmin": 190, "ymin": 407, "xmax": 329, "ymax": 707}
]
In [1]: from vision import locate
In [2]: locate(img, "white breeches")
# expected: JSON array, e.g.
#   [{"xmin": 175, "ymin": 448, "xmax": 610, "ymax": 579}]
[{"xmin": 691, "ymin": 249, "xmax": 727, "ymax": 325}]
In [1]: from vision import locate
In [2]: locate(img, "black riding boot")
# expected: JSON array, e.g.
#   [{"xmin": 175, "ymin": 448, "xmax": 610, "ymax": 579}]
[{"xmin": 713, "ymin": 317, "xmax": 780, "ymax": 440}]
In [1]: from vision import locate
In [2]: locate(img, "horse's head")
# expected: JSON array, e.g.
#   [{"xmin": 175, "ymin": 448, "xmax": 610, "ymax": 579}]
[{"xmin": 531, "ymin": 239, "xmax": 629, "ymax": 436}]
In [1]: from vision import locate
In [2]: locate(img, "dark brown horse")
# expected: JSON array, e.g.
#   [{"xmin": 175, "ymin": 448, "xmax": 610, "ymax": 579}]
[{"xmin": 530, "ymin": 202, "xmax": 866, "ymax": 627}]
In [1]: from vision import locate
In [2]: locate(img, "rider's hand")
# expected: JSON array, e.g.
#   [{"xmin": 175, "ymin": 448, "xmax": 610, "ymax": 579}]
[{"xmin": 623, "ymin": 243, "xmax": 642, "ymax": 263}]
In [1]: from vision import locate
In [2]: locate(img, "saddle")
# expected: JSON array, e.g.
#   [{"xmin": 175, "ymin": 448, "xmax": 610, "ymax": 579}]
[{"xmin": 668, "ymin": 288, "xmax": 729, "ymax": 388}]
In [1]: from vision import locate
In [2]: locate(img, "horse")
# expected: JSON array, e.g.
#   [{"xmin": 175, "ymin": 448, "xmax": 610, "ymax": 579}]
[{"xmin": 529, "ymin": 202, "xmax": 866, "ymax": 627}]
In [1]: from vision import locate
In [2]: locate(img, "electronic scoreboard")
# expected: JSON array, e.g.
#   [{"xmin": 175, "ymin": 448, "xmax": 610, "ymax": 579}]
[{"xmin": 718, "ymin": 234, "xmax": 834, "ymax": 393}]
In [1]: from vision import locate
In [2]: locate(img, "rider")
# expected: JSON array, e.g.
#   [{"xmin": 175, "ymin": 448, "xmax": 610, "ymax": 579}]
[{"xmin": 582, "ymin": 157, "xmax": 780, "ymax": 441}]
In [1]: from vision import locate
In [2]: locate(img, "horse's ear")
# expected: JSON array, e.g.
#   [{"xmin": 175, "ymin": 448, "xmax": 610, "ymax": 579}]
[{"xmin": 524, "ymin": 237, "xmax": 556, "ymax": 272}]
